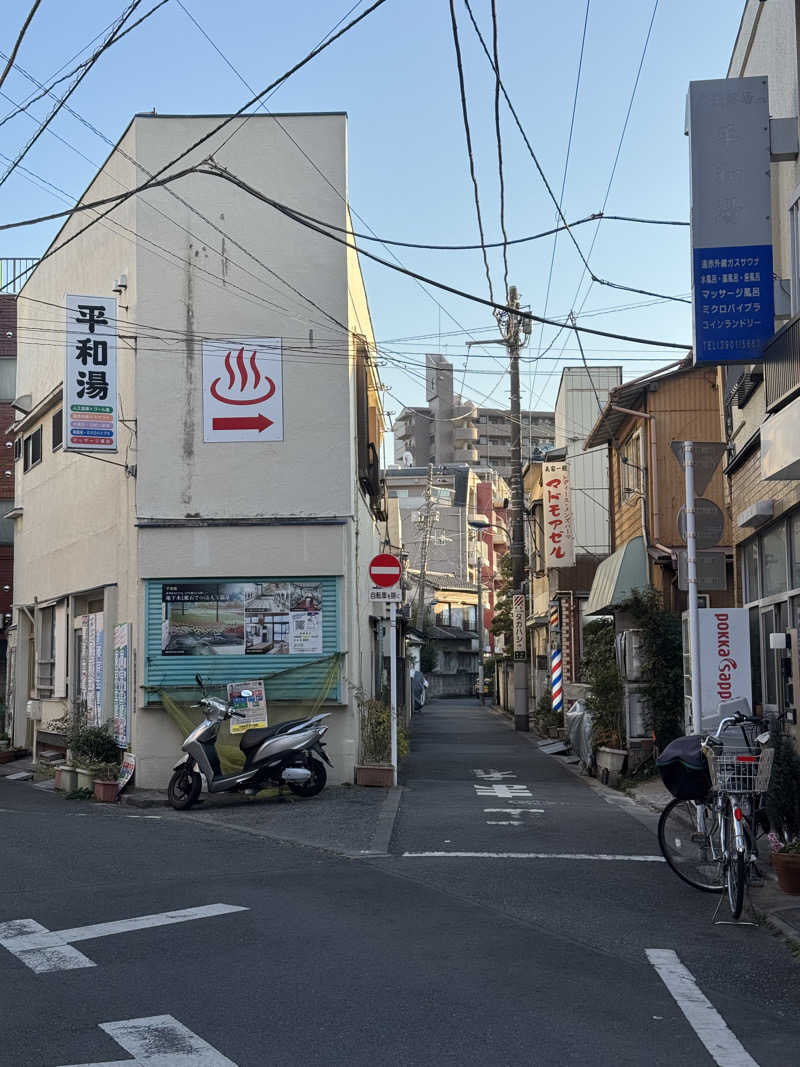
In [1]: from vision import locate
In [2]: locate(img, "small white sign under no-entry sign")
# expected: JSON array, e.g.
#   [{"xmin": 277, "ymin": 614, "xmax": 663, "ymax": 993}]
[{"xmin": 202, "ymin": 338, "xmax": 283, "ymax": 443}]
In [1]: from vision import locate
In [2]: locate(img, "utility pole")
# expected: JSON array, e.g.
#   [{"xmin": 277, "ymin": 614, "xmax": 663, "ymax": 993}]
[{"xmin": 467, "ymin": 284, "xmax": 532, "ymax": 731}]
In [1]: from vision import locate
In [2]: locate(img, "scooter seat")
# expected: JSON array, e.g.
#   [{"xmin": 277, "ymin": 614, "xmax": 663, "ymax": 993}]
[{"xmin": 239, "ymin": 719, "xmax": 309, "ymax": 752}]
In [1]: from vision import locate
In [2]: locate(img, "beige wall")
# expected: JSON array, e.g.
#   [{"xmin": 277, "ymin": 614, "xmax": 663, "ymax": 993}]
[{"xmin": 12, "ymin": 113, "xmax": 384, "ymax": 785}]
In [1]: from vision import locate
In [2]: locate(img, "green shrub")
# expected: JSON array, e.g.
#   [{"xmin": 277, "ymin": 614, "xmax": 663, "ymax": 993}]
[
  {"xmin": 357, "ymin": 695, "xmax": 409, "ymax": 764},
  {"xmin": 532, "ymin": 693, "xmax": 561, "ymax": 735},
  {"xmin": 582, "ymin": 619, "xmax": 624, "ymax": 750},
  {"xmin": 71, "ymin": 724, "xmax": 121, "ymax": 767},
  {"xmin": 766, "ymin": 717, "xmax": 800, "ymax": 843}
]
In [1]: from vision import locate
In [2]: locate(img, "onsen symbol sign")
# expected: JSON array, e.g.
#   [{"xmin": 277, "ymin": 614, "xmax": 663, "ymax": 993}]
[{"xmin": 202, "ymin": 337, "xmax": 284, "ymax": 442}]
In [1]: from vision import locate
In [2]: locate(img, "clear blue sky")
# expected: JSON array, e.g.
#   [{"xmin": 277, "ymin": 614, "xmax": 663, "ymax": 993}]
[{"xmin": 2, "ymin": 0, "xmax": 745, "ymax": 432}]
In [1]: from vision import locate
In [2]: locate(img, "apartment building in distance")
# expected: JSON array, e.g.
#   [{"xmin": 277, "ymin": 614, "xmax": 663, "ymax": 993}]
[{"xmin": 393, "ymin": 353, "xmax": 554, "ymax": 480}]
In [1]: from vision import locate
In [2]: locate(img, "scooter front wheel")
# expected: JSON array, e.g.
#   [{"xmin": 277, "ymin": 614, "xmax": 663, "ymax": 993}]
[
  {"xmin": 287, "ymin": 757, "xmax": 327, "ymax": 798},
  {"xmin": 168, "ymin": 767, "xmax": 202, "ymax": 810}
]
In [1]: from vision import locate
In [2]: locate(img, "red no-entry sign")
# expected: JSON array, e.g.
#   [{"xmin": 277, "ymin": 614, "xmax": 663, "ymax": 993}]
[{"xmin": 369, "ymin": 553, "xmax": 402, "ymax": 588}]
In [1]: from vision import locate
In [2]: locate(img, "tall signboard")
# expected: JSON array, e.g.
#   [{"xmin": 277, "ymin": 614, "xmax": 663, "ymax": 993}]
[
  {"xmin": 542, "ymin": 461, "xmax": 575, "ymax": 568},
  {"xmin": 65, "ymin": 294, "xmax": 118, "ymax": 451},
  {"xmin": 688, "ymin": 77, "xmax": 774, "ymax": 365}
]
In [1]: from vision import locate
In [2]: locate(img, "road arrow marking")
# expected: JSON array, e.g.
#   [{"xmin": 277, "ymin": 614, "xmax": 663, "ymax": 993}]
[
  {"xmin": 0, "ymin": 903, "xmax": 247, "ymax": 973},
  {"xmin": 211, "ymin": 414, "xmax": 272, "ymax": 432},
  {"xmin": 56, "ymin": 1014, "xmax": 237, "ymax": 1066}
]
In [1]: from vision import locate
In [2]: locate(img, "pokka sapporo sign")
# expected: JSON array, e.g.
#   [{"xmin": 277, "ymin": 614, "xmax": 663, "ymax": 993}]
[
  {"xmin": 542, "ymin": 461, "xmax": 575, "ymax": 568},
  {"xmin": 64, "ymin": 294, "xmax": 118, "ymax": 451}
]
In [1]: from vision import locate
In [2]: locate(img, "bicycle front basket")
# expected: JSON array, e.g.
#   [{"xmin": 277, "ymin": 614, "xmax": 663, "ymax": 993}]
[
  {"xmin": 656, "ymin": 734, "xmax": 711, "ymax": 801},
  {"xmin": 705, "ymin": 745, "xmax": 774, "ymax": 794}
]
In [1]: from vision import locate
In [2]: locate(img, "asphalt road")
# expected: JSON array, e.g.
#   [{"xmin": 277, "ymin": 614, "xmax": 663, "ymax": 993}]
[{"xmin": 0, "ymin": 700, "xmax": 798, "ymax": 1066}]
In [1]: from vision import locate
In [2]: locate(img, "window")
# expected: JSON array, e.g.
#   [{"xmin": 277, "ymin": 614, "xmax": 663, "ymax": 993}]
[
  {"xmin": 36, "ymin": 605, "xmax": 55, "ymax": 697},
  {"xmin": 761, "ymin": 522, "xmax": 788, "ymax": 597},
  {"xmin": 465, "ymin": 605, "xmax": 477, "ymax": 632},
  {"xmin": 13, "ymin": 438, "xmax": 21, "ymax": 462},
  {"xmin": 52, "ymin": 409, "xmax": 63, "ymax": 451},
  {"xmin": 742, "ymin": 538, "xmax": 759, "ymax": 602},
  {"xmin": 620, "ymin": 432, "xmax": 641, "ymax": 504},
  {"xmin": 23, "ymin": 427, "xmax": 42, "ymax": 472}
]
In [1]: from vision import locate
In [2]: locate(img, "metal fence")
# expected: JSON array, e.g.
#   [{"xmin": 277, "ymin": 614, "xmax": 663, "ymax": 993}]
[{"xmin": 0, "ymin": 259, "xmax": 38, "ymax": 294}]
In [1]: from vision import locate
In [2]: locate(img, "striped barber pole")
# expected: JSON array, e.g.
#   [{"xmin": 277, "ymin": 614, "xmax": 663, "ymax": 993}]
[
  {"xmin": 549, "ymin": 601, "xmax": 560, "ymax": 630},
  {"xmin": 551, "ymin": 648, "xmax": 563, "ymax": 713}
]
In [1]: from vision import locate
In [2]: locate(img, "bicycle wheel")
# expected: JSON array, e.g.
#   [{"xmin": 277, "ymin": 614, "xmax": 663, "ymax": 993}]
[
  {"xmin": 658, "ymin": 798, "xmax": 724, "ymax": 892},
  {"xmin": 724, "ymin": 805, "xmax": 746, "ymax": 919}
]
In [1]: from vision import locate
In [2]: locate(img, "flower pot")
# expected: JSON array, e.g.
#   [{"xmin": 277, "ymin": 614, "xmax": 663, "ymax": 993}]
[
  {"xmin": 355, "ymin": 764, "xmax": 395, "ymax": 788},
  {"xmin": 94, "ymin": 778, "xmax": 119, "ymax": 803},
  {"xmin": 75, "ymin": 767, "xmax": 94, "ymax": 792},
  {"xmin": 772, "ymin": 851, "xmax": 800, "ymax": 895},
  {"xmin": 54, "ymin": 766, "xmax": 78, "ymax": 792}
]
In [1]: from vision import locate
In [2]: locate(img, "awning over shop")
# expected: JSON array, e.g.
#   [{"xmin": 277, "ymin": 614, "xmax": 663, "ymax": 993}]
[{"xmin": 585, "ymin": 536, "xmax": 648, "ymax": 615}]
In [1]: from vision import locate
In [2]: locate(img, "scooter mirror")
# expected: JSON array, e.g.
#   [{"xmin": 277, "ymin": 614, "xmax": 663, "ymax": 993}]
[{"xmin": 239, "ymin": 689, "xmax": 253, "ymax": 698}]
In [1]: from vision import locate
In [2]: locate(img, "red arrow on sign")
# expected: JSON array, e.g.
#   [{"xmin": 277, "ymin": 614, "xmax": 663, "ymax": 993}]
[{"xmin": 212, "ymin": 414, "xmax": 273, "ymax": 432}]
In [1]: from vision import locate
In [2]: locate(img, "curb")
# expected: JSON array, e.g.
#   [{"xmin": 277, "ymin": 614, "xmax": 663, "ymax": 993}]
[{"xmin": 361, "ymin": 786, "xmax": 403, "ymax": 856}]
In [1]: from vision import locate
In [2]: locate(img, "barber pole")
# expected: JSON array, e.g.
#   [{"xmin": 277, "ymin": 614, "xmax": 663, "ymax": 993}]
[
  {"xmin": 549, "ymin": 601, "xmax": 560, "ymax": 630},
  {"xmin": 551, "ymin": 648, "xmax": 563, "ymax": 714}
]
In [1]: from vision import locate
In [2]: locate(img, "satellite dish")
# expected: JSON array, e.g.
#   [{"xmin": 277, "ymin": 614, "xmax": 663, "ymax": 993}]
[{"xmin": 402, "ymin": 451, "xmax": 414, "ymax": 467}]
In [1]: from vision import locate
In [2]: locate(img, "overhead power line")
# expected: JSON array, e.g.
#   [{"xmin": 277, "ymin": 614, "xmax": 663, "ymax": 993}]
[
  {"xmin": 0, "ymin": 0, "xmax": 43, "ymax": 93},
  {"xmin": 207, "ymin": 165, "xmax": 691, "ymax": 350},
  {"xmin": 462, "ymin": 0, "xmax": 684, "ymax": 308},
  {"xmin": 1, "ymin": 0, "xmax": 391, "ymax": 295},
  {"xmin": 448, "ymin": 0, "xmax": 495, "ymax": 305},
  {"xmin": 0, "ymin": 0, "xmax": 170, "ymax": 130},
  {"xmin": 490, "ymin": 0, "xmax": 509, "ymax": 297}
]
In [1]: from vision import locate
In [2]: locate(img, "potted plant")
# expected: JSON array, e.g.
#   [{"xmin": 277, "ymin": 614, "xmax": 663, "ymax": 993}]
[
  {"xmin": 0, "ymin": 730, "xmax": 9, "ymax": 751},
  {"xmin": 93, "ymin": 762, "xmax": 121, "ymax": 803},
  {"xmin": 354, "ymin": 693, "xmax": 408, "ymax": 787},
  {"xmin": 70, "ymin": 722, "xmax": 122, "ymax": 792},
  {"xmin": 54, "ymin": 765, "xmax": 78, "ymax": 792},
  {"xmin": 765, "ymin": 718, "xmax": 800, "ymax": 894}
]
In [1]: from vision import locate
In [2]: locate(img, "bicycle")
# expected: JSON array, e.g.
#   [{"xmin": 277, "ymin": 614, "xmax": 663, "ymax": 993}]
[{"xmin": 658, "ymin": 713, "xmax": 772, "ymax": 918}]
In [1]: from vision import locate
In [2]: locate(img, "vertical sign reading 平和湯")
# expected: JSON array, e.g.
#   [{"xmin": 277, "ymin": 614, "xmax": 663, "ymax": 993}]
[
  {"xmin": 688, "ymin": 77, "xmax": 775, "ymax": 364},
  {"xmin": 64, "ymin": 294, "xmax": 118, "ymax": 450}
]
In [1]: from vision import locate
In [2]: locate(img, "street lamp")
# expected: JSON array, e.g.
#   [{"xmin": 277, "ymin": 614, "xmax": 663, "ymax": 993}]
[{"xmin": 468, "ymin": 518, "xmax": 511, "ymax": 705}]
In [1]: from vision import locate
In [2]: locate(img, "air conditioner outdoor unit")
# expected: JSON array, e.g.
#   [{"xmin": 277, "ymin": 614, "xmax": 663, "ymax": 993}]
[{"xmin": 26, "ymin": 699, "xmax": 41, "ymax": 720}]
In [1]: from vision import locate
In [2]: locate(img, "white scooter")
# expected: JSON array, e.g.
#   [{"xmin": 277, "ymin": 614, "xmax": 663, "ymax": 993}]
[{"xmin": 168, "ymin": 675, "xmax": 331, "ymax": 810}]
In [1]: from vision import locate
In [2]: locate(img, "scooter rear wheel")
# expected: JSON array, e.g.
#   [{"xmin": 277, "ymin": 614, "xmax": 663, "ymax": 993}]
[
  {"xmin": 168, "ymin": 767, "xmax": 202, "ymax": 810},
  {"xmin": 287, "ymin": 758, "xmax": 327, "ymax": 798}
]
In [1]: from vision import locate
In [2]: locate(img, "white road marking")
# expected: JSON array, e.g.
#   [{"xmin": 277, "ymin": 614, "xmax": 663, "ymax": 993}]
[
  {"xmin": 474, "ymin": 784, "xmax": 532, "ymax": 798},
  {"xmin": 483, "ymin": 808, "xmax": 544, "ymax": 815},
  {"xmin": 403, "ymin": 851, "xmax": 666, "ymax": 861},
  {"xmin": 57, "ymin": 1014, "xmax": 237, "ymax": 1065},
  {"xmin": 0, "ymin": 903, "xmax": 247, "ymax": 973},
  {"xmin": 486, "ymin": 821, "xmax": 522, "ymax": 826},
  {"xmin": 472, "ymin": 769, "xmax": 517, "ymax": 780},
  {"xmin": 126, "ymin": 815, "xmax": 162, "ymax": 820},
  {"xmin": 646, "ymin": 950, "xmax": 759, "ymax": 1067}
]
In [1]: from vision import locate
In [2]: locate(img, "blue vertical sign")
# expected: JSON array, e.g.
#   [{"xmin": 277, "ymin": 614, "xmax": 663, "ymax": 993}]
[{"xmin": 688, "ymin": 77, "xmax": 774, "ymax": 364}]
